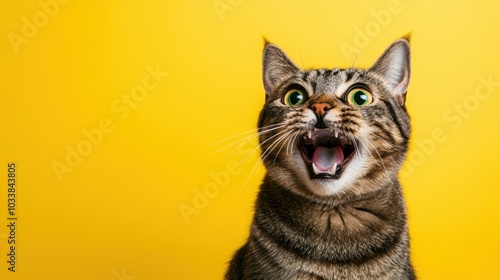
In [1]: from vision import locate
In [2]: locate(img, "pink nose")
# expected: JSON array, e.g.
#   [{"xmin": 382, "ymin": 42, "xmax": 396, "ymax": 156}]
[{"xmin": 310, "ymin": 102, "xmax": 331, "ymax": 117}]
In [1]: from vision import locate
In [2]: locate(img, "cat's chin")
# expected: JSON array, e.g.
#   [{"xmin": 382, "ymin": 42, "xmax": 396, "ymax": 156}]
[{"xmin": 298, "ymin": 128, "xmax": 356, "ymax": 181}]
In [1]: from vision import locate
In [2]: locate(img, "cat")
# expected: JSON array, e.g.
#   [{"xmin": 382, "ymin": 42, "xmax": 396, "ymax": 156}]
[{"xmin": 225, "ymin": 36, "xmax": 415, "ymax": 280}]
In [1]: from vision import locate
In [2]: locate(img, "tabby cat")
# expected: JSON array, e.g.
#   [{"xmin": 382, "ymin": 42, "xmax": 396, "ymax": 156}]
[{"xmin": 226, "ymin": 37, "xmax": 415, "ymax": 279}]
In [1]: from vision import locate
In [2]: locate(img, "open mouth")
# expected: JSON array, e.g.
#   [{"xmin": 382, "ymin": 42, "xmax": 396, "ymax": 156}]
[{"xmin": 298, "ymin": 129, "xmax": 356, "ymax": 179}]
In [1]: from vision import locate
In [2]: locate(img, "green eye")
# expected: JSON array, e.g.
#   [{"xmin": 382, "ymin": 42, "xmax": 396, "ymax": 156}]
[
  {"xmin": 284, "ymin": 89, "xmax": 306, "ymax": 106},
  {"xmin": 346, "ymin": 88, "xmax": 373, "ymax": 106}
]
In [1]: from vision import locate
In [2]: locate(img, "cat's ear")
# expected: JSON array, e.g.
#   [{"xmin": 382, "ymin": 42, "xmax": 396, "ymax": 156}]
[
  {"xmin": 369, "ymin": 37, "xmax": 411, "ymax": 105},
  {"xmin": 263, "ymin": 42, "xmax": 300, "ymax": 96}
]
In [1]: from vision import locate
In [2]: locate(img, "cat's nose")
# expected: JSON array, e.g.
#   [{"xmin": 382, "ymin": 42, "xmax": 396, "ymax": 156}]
[{"xmin": 310, "ymin": 102, "xmax": 331, "ymax": 117}]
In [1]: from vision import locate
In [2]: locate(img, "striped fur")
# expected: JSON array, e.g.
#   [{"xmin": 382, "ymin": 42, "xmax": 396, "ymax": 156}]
[{"xmin": 226, "ymin": 38, "xmax": 415, "ymax": 279}]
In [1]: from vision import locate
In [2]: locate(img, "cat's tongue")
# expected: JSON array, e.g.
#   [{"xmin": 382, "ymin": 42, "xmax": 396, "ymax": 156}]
[{"xmin": 311, "ymin": 146, "xmax": 344, "ymax": 172}]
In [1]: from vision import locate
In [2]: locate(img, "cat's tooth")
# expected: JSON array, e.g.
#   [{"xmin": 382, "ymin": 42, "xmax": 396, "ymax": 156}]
[
  {"xmin": 312, "ymin": 163, "xmax": 321, "ymax": 175},
  {"xmin": 330, "ymin": 163, "xmax": 338, "ymax": 174},
  {"xmin": 308, "ymin": 130, "xmax": 312, "ymax": 139},
  {"xmin": 334, "ymin": 130, "xmax": 338, "ymax": 138}
]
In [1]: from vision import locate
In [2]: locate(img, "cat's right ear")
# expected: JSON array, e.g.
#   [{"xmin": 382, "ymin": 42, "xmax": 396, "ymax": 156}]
[
  {"xmin": 263, "ymin": 43, "xmax": 300, "ymax": 96},
  {"xmin": 368, "ymin": 37, "xmax": 411, "ymax": 106}
]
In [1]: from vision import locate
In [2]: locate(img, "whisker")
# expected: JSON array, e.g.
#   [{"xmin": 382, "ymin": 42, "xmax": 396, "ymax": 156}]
[
  {"xmin": 262, "ymin": 129, "xmax": 294, "ymax": 158},
  {"xmin": 356, "ymin": 131, "xmax": 391, "ymax": 181},
  {"xmin": 220, "ymin": 124, "xmax": 288, "ymax": 160},
  {"xmin": 236, "ymin": 156, "xmax": 263, "ymax": 194},
  {"xmin": 292, "ymin": 131, "xmax": 301, "ymax": 155},
  {"xmin": 222, "ymin": 137, "xmax": 258, "ymax": 161},
  {"xmin": 286, "ymin": 130, "xmax": 300, "ymax": 156},
  {"xmin": 235, "ymin": 129, "xmax": 294, "ymax": 194},
  {"xmin": 259, "ymin": 129, "xmax": 298, "ymax": 174},
  {"xmin": 237, "ymin": 127, "xmax": 299, "ymax": 194},
  {"xmin": 369, "ymin": 131, "xmax": 396, "ymax": 149},
  {"xmin": 347, "ymin": 131, "xmax": 362, "ymax": 158},
  {"xmin": 351, "ymin": 44, "xmax": 362, "ymax": 68},
  {"xmin": 209, "ymin": 124, "xmax": 287, "ymax": 155},
  {"xmin": 269, "ymin": 130, "xmax": 295, "ymax": 165},
  {"xmin": 236, "ymin": 131, "xmax": 289, "ymax": 193},
  {"xmin": 206, "ymin": 123, "xmax": 284, "ymax": 147},
  {"xmin": 235, "ymin": 129, "xmax": 290, "ymax": 169},
  {"xmin": 367, "ymin": 132, "xmax": 402, "ymax": 176}
]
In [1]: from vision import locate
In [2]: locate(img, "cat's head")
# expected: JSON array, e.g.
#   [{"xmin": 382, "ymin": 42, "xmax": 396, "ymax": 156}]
[{"xmin": 259, "ymin": 38, "xmax": 411, "ymax": 198}]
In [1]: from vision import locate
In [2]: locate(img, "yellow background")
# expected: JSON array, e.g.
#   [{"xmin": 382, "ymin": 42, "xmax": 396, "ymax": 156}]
[{"xmin": 1, "ymin": 0, "xmax": 499, "ymax": 279}]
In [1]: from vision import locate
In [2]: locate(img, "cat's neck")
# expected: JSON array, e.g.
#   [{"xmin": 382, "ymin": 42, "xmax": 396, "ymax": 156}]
[{"xmin": 260, "ymin": 174, "xmax": 403, "ymax": 212}]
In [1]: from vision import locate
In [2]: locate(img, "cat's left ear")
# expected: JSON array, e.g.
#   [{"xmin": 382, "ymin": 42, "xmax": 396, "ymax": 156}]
[
  {"xmin": 368, "ymin": 38, "xmax": 411, "ymax": 106},
  {"xmin": 263, "ymin": 42, "xmax": 300, "ymax": 96}
]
